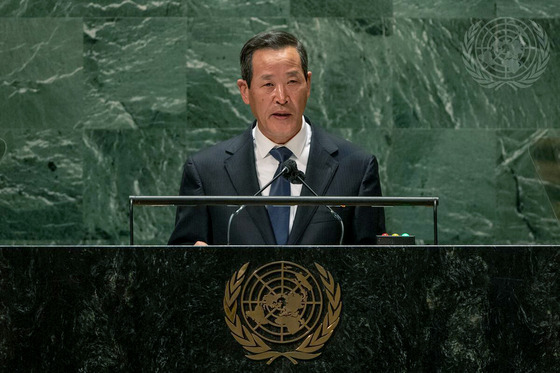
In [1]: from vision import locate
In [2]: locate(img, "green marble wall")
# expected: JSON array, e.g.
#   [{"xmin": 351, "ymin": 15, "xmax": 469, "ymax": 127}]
[{"xmin": 1, "ymin": 1, "xmax": 559, "ymax": 245}]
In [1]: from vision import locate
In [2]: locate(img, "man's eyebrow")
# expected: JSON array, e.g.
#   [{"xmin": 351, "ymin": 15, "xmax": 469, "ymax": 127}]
[{"xmin": 258, "ymin": 71, "xmax": 302, "ymax": 80}]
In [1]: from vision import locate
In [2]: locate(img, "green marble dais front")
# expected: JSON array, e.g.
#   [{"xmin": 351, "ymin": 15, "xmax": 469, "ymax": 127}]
[{"xmin": 0, "ymin": 246, "xmax": 558, "ymax": 371}]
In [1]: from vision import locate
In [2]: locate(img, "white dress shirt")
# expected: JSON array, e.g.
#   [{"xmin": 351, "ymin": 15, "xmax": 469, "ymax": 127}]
[{"xmin": 252, "ymin": 116, "xmax": 312, "ymax": 232}]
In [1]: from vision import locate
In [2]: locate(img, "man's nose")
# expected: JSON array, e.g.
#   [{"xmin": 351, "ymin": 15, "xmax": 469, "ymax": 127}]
[{"xmin": 275, "ymin": 85, "xmax": 288, "ymax": 105}]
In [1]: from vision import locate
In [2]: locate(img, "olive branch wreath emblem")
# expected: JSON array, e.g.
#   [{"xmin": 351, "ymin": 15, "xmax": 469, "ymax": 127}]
[
  {"xmin": 223, "ymin": 262, "xmax": 342, "ymax": 365},
  {"xmin": 461, "ymin": 19, "xmax": 550, "ymax": 90}
]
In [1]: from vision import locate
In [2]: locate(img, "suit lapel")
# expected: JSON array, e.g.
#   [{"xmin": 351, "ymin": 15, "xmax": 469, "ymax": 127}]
[
  {"xmin": 287, "ymin": 125, "xmax": 339, "ymax": 245},
  {"xmin": 224, "ymin": 128, "xmax": 276, "ymax": 245}
]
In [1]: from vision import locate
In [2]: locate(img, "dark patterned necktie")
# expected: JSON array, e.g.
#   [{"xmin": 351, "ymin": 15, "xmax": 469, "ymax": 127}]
[{"xmin": 268, "ymin": 147, "xmax": 293, "ymax": 245}]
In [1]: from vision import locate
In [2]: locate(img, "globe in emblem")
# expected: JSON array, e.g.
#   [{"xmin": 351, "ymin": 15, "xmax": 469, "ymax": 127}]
[
  {"xmin": 240, "ymin": 261, "xmax": 323, "ymax": 344},
  {"xmin": 474, "ymin": 18, "xmax": 538, "ymax": 79}
]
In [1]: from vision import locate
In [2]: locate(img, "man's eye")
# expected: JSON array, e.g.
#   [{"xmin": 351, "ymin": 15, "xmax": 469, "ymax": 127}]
[
  {"xmin": 288, "ymin": 80, "xmax": 298, "ymax": 84},
  {"xmin": 263, "ymin": 83, "xmax": 274, "ymax": 87}
]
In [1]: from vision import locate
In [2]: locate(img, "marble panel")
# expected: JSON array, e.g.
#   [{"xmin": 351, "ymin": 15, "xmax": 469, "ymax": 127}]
[
  {"xmin": 497, "ymin": 0, "xmax": 560, "ymax": 18},
  {"xmin": 0, "ymin": 18, "xmax": 83, "ymax": 130},
  {"xmin": 530, "ymin": 137, "xmax": 560, "ymax": 221},
  {"xmin": 383, "ymin": 129, "xmax": 497, "ymax": 244},
  {"xmin": 0, "ymin": 138, "xmax": 6, "ymax": 162},
  {"xmin": 538, "ymin": 17, "xmax": 560, "ymax": 55},
  {"xmin": 391, "ymin": 18, "xmax": 560, "ymax": 129},
  {"xmin": 186, "ymin": 18, "xmax": 288, "ymax": 130},
  {"xmin": 0, "ymin": 0, "xmax": 185, "ymax": 17},
  {"xmin": 0, "ymin": 129, "xmax": 84, "ymax": 243},
  {"xmin": 328, "ymin": 126, "xmax": 560, "ymax": 245},
  {"xmin": 83, "ymin": 18, "xmax": 187, "ymax": 129},
  {"xmin": 187, "ymin": 17, "xmax": 392, "ymax": 130},
  {"xmin": 82, "ymin": 128, "xmax": 240, "ymax": 244},
  {"xmin": 496, "ymin": 129, "xmax": 560, "ymax": 244},
  {"xmin": 187, "ymin": 0, "xmax": 289, "ymax": 17},
  {"xmin": 292, "ymin": 18, "xmax": 393, "ymax": 130},
  {"xmin": 290, "ymin": 0, "xmax": 392, "ymax": 18},
  {"xmin": 394, "ymin": 0, "xmax": 496, "ymax": 18}
]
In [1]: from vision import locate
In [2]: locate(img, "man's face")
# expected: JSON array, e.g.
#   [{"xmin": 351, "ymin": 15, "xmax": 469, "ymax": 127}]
[{"xmin": 237, "ymin": 47, "xmax": 312, "ymax": 144}]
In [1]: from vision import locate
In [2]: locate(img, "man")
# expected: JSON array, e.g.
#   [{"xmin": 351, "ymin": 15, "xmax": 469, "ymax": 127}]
[{"xmin": 168, "ymin": 31, "xmax": 385, "ymax": 245}]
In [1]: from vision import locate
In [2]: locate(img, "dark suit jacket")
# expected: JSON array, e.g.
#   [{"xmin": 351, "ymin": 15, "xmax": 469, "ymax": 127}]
[{"xmin": 168, "ymin": 118, "xmax": 385, "ymax": 245}]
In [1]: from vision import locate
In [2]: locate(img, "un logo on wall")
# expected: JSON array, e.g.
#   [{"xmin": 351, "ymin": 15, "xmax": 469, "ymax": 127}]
[
  {"xmin": 224, "ymin": 261, "xmax": 341, "ymax": 365},
  {"xmin": 462, "ymin": 17, "xmax": 550, "ymax": 90}
]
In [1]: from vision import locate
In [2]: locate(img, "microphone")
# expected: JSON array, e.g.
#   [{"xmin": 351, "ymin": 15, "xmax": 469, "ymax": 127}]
[
  {"xmin": 281, "ymin": 159, "xmax": 305, "ymax": 184},
  {"xmin": 282, "ymin": 160, "xmax": 345, "ymax": 245},
  {"xmin": 226, "ymin": 162, "xmax": 293, "ymax": 245}
]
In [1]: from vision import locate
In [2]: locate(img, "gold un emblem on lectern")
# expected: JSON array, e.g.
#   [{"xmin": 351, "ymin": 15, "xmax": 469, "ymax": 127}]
[{"xmin": 223, "ymin": 261, "xmax": 342, "ymax": 365}]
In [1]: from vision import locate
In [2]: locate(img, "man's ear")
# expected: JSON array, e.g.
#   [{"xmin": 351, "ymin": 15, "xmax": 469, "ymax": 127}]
[{"xmin": 237, "ymin": 79, "xmax": 250, "ymax": 105}]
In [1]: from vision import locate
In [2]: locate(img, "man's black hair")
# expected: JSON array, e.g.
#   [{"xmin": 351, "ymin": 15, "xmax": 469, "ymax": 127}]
[{"xmin": 240, "ymin": 30, "xmax": 308, "ymax": 88}]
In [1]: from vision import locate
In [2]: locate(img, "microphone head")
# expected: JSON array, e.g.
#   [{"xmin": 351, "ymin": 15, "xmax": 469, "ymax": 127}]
[{"xmin": 281, "ymin": 159, "xmax": 304, "ymax": 184}]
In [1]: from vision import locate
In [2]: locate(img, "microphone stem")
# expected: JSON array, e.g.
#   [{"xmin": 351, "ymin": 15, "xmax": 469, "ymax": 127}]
[
  {"xmin": 296, "ymin": 176, "xmax": 345, "ymax": 245},
  {"xmin": 226, "ymin": 167, "xmax": 289, "ymax": 245},
  {"xmin": 227, "ymin": 206, "xmax": 245, "ymax": 245},
  {"xmin": 257, "ymin": 166, "xmax": 289, "ymax": 196}
]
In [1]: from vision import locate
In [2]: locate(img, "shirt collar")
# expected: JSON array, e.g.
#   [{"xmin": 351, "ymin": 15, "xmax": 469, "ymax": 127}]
[{"xmin": 253, "ymin": 116, "xmax": 308, "ymax": 160}]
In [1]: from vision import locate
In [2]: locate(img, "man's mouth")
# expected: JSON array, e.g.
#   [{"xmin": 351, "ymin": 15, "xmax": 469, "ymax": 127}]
[{"xmin": 272, "ymin": 112, "xmax": 292, "ymax": 119}]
